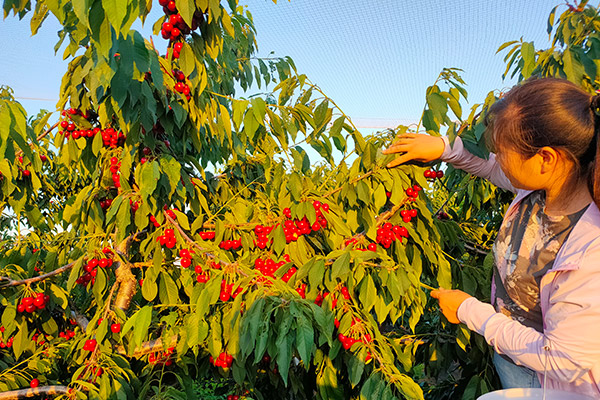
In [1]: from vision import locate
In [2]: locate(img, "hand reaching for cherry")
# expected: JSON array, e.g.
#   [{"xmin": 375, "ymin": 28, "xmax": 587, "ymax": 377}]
[{"xmin": 382, "ymin": 133, "xmax": 446, "ymax": 168}]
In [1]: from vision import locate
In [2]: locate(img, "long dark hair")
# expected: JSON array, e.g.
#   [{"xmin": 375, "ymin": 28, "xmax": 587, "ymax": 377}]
[{"xmin": 484, "ymin": 77, "xmax": 600, "ymax": 209}]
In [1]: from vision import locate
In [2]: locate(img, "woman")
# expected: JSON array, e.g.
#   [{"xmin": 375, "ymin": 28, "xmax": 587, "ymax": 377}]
[{"xmin": 383, "ymin": 77, "xmax": 600, "ymax": 397}]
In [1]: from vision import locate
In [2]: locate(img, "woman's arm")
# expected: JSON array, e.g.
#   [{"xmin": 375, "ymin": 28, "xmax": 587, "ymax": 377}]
[
  {"xmin": 439, "ymin": 137, "xmax": 517, "ymax": 193},
  {"xmin": 457, "ymin": 261, "xmax": 600, "ymax": 383},
  {"xmin": 383, "ymin": 134, "xmax": 517, "ymax": 193}
]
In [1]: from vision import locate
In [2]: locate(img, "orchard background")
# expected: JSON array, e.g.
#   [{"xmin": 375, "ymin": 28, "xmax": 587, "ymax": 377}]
[{"xmin": 0, "ymin": 0, "xmax": 598, "ymax": 399}]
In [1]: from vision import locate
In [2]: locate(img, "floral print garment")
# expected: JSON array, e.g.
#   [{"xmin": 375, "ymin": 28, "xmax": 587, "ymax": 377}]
[{"xmin": 493, "ymin": 190, "xmax": 589, "ymax": 333}]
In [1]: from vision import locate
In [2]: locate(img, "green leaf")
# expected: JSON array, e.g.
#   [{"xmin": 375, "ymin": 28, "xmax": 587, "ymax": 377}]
[
  {"xmin": 138, "ymin": 160, "xmax": 160, "ymax": 199},
  {"xmin": 563, "ymin": 48, "xmax": 585, "ymax": 85},
  {"xmin": 179, "ymin": 42, "xmax": 195, "ymax": 77},
  {"xmin": 330, "ymin": 251, "xmax": 350, "ymax": 279},
  {"xmin": 133, "ymin": 306, "xmax": 153, "ymax": 347},
  {"xmin": 102, "ymin": 0, "xmax": 128, "ymax": 33},
  {"xmin": 295, "ymin": 316, "xmax": 314, "ymax": 366},
  {"xmin": 348, "ymin": 355, "xmax": 365, "ymax": 388},
  {"xmin": 521, "ymin": 41, "xmax": 536, "ymax": 79},
  {"xmin": 178, "ymin": 0, "xmax": 196, "ymax": 28}
]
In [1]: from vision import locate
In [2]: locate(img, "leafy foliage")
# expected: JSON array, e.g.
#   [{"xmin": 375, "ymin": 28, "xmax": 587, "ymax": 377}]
[{"xmin": 1, "ymin": 1, "xmax": 599, "ymax": 399}]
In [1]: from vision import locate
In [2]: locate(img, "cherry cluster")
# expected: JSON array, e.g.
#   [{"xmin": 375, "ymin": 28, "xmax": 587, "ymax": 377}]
[
  {"xmin": 337, "ymin": 332, "xmax": 372, "ymax": 350},
  {"xmin": 219, "ymin": 279, "xmax": 243, "ymax": 301},
  {"xmin": 149, "ymin": 215, "xmax": 160, "ymax": 228},
  {"xmin": 337, "ymin": 317, "xmax": 373, "ymax": 350},
  {"xmin": 194, "ymin": 264, "xmax": 210, "ymax": 283},
  {"xmin": 178, "ymin": 248, "xmax": 194, "ymax": 268},
  {"xmin": 172, "ymin": 69, "xmax": 191, "ymax": 101},
  {"xmin": 209, "ymin": 351, "xmax": 234, "ymax": 368},
  {"xmin": 149, "ymin": 347, "xmax": 175, "ymax": 366},
  {"xmin": 226, "ymin": 396, "xmax": 241, "ymax": 400},
  {"xmin": 400, "ymin": 209, "xmax": 418, "ymax": 223},
  {"xmin": 253, "ymin": 254, "xmax": 290, "ymax": 278},
  {"xmin": 83, "ymin": 339, "xmax": 97, "ymax": 352},
  {"xmin": 101, "ymin": 128, "xmax": 125, "ymax": 148},
  {"xmin": 253, "ymin": 224, "xmax": 274, "ymax": 249},
  {"xmin": 31, "ymin": 332, "xmax": 46, "ymax": 347},
  {"xmin": 424, "ymin": 169, "xmax": 444, "ymax": 179},
  {"xmin": 0, "ymin": 327, "xmax": 13, "ymax": 349},
  {"xmin": 281, "ymin": 266, "xmax": 297, "ymax": 283},
  {"xmin": 199, "ymin": 230, "xmax": 216, "ymax": 240},
  {"xmin": 59, "ymin": 329, "xmax": 76, "ymax": 340},
  {"xmin": 58, "ymin": 108, "xmax": 126, "ymax": 148},
  {"xmin": 158, "ymin": 0, "xmax": 204, "ymax": 42},
  {"xmin": 99, "ymin": 197, "xmax": 114, "ymax": 211},
  {"xmin": 130, "ymin": 199, "xmax": 140, "ymax": 213},
  {"xmin": 16, "ymin": 155, "xmax": 47, "ymax": 179},
  {"xmin": 76, "ymin": 252, "xmax": 114, "ymax": 286},
  {"xmin": 296, "ymin": 283, "xmax": 307, "ymax": 298},
  {"xmin": 16, "ymin": 292, "xmax": 49, "ymax": 313},
  {"xmin": 157, "ymin": 228, "xmax": 177, "ymax": 248},
  {"xmin": 314, "ymin": 291, "xmax": 337, "ymax": 308},
  {"xmin": 405, "ymin": 184, "xmax": 422, "ymax": 199},
  {"xmin": 219, "ymin": 238, "xmax": 242, "ymax": 251},
  {"xmin": 282, "ymin": 201, "xmax": 329, "ymax": 243},
  {"xmin": 109, "ymin": 157, "xmax": 121, "ymax": 188},
  {"xmin": 376, "ymin": 222, "xmax": 410, "ymax": 249}
]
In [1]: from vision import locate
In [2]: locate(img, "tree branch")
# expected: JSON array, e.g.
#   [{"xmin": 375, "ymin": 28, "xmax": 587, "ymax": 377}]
[
  {"xmin": 14, "ymin": 122, "xmax": 59, "ymax": 158},
  {"xmin": 0, "ymin": 261, "xmax": 76, "ymax": 288},
  {"xmin": 115, "ymin": 335, "xmax": 179, "ymax": 358},
  {"xmin": 113, "ymin": 234, "xmax": 141, "ymax": 311},
  {"xmin": 0, "ymin": 386, "xmax": 70, "ymax": 399}
]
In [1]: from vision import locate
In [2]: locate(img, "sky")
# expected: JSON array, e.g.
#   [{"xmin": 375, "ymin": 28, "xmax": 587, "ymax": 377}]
[{"xmin": 0, "ymin": 0, "xmax": 558, "ymax": 132}]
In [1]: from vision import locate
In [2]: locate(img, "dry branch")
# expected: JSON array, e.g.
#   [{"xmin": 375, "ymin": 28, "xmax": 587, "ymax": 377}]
[
  {"xmin": 115, "ymin": 335, "xmax": 179, "ymax": 358},
  {"xmin": 0, "ymin": 386, "xmax": 70, "ymax": 399},
  {"xmin": 0, "ymin": 261, "xmax": 76, "ymax": 288},
  {"xmin": 113, "ymin": 234, "xmax": 140, "ymax": 311}
]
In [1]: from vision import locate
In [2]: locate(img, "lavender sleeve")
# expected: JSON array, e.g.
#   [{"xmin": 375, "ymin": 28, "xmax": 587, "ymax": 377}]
[{"xmin": 440, "ymin": 136, "xmax": 517, "ymax": 194}]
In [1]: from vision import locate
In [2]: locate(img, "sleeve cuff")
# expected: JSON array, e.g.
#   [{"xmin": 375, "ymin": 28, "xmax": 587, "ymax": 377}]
[
  {"xmin": 440, "ymin": 136, "xmax": 464, "ymax": 162},
  {"xmin": 457, "ymin": 296, "xmax": 497, "ymax": 335}
]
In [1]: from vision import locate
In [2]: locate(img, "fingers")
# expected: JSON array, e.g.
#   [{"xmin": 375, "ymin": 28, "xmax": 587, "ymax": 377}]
[
  {"xmin": 382, "ymin": 136, "xmax": 416, "ymax": 155},
  {"xmin": 386, "ymin": 153, "xmax": 413, "ymax": 168},
  {"xmin": 430, "ymin": 288, "xmax": 448, "ymax": 299}
]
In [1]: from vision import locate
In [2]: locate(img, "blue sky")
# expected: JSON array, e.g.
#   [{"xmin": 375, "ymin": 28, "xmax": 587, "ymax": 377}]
[{"xmin": 0, "ymin": 0, "xmax": 556, "ymax": 132}]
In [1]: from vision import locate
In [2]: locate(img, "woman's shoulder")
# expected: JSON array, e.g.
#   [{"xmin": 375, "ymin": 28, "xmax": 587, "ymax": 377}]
[{"xmin": 557, "ymin": 202, "xmax": 600, "ymax": 270}]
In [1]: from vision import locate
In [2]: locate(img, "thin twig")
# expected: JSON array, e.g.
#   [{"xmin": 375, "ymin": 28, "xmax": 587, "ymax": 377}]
[
  {"xmin": 14, "ymin": 122, "xmax": 59, "ymax": 158},
  {"xmin": 0, "ymin": 261, "xmax": 76, "ymax": 288}
]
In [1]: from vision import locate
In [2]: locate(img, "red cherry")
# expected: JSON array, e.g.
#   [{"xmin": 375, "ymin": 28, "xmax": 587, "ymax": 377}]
[
  {"xmin": 110, "ymin": 323, "xmax": 121, "ymax": 333},
  {"xmin": 180, "ymin": 257, "xmax": 191, "ymax": 268},
  {"xmin": 367, "ymin": 243, "xmax": 377, "ymax": 252},
  {"xmin": 34, "ymin": 297, "xmax": 45, "ymax": 309},
  {"xmin": 167, "ymin": 1, "xmax": 176, "ymax": 11},
  {"xmin": 424, "ymin": 170, "xmax": 433, "ymax": 178},
  {"xmin": 22, "ymin": 170, "xmax": 31, "ymax": 177},
  {"xmin": 436, "ymin": 170, "xmax": 444, "ymax": 178},
  {"xmin": 220, "ymin": 292, "xmax": 231, "ymax": 302},
  {"xmin": 174, "ymin": 42, "xmax": 183, "ymax": 52},
  {"xmin": 30, "ymin": 378, "xmax": 40, "ymax": 388},
  {"xmin": 409, "ymin": 209, "xmax": 418, "ymax": 218},
  {"xmin": 179, "ymin": 249, "xmax": 190, "ymax": 258},
  {"xmin": 99, "ymin": 258, "xmax": 112, "ymax": 268}
]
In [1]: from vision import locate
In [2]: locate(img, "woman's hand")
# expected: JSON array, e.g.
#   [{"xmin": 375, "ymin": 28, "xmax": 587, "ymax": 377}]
[
  {"xmin": 430, "ymin": 288, "xmax": 472, "ymax": 324},
  {"xmin": 382, "ymin": 133, "xmax": 446, "ymax": 168}
]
